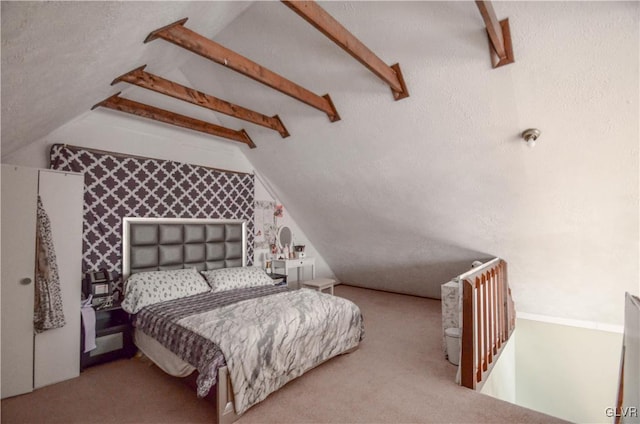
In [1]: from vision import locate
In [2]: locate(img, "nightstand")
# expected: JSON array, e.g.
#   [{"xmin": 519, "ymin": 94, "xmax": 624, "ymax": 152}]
[
  {"xmin": 272, "ymin": 257, "xmax": 315, "ymax": 288},
  {"xmin": 80, "ymin": 303, "xmax": 135, "ymax": 370}
]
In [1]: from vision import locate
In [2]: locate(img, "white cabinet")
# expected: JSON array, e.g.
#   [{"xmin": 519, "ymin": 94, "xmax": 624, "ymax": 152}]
[
  {"xmin": 33, "ymin": 169, "xmax": 84, "ymax": 389},
  {"xmin": 1, "ymin": 165, "xmax": 84, "ymax": 398},
  {"xmin": 1, "ymin": 166, "xmax": 38, "ymax": 398}
]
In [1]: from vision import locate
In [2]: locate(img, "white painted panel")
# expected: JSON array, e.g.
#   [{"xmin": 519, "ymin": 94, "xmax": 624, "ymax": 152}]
[
  {"xmin": 1, "ymin": 165, "xmax": 38, "ymax": 398},
  {"xmin": 480, "ymin": 334, "xmax": 517, "ymax": 404},
  {"xmin": 515, "ymin": 318, "xmax": 622, "ymax": 423},
  {"xmin": 33, "ymin": 170, "xmax": 84, "ymax": 388}
]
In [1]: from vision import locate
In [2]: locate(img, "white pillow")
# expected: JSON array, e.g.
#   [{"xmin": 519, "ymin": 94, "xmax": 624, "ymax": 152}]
[
  {"xmin": 121, "ymin": 268, "xmax": 210, "ymax": 314},
  {"xmin": 201, "ymin": 266, "xmax": 274, "ymax": 293}
]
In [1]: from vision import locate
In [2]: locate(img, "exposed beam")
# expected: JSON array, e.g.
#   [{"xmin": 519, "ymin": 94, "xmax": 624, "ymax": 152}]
[
  {"xmin": 91, "ymin": 93, "xmax": 256, "ymax": 148},
  {"xmin": 145, "ymin": 18, "xmax": 340, "ymax": 122},
  {"xmin": 282, "ymin": 1, "xmax": 409, "ymax": 101},
  {"xmin": 112, "ymin": 65, "xmax": 290, "ymax": 138},
  {"xmin": 475, "ymin": 1, "xmax": 505, "ymax": 58},
  {"xmin": 475, "ymin": 1, "xmax": 515, "ymax": 68}
]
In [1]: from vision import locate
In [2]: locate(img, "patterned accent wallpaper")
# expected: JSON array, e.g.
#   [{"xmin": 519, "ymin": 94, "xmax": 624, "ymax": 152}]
[{"xmin": 50, "ymin": 144, "xmax": 255, "ymax": 289}]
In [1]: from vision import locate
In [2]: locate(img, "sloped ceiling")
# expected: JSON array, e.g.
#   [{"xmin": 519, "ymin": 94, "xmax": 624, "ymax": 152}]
[
  {"xmin": 0, "ymin": 0, "xmax": 253, "ymax": 158},
  {"xmin": 182, "ymin": 1, "xmax": 638, "ymax": 323},
  {"xmin": 1, "ymin": 2, "xmax": 638, "ymax": 325}
]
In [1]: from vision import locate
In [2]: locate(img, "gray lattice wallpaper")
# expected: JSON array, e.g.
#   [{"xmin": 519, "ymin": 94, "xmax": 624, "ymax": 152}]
[{"xmin": 50, "ymin": 144, "xmax": 255, "ymax": 289}]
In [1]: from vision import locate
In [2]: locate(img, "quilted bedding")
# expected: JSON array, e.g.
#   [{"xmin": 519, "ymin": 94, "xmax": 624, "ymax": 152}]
[{"xmin": 134, "ymin": 286, "xmax": 364, "ymax": 415}]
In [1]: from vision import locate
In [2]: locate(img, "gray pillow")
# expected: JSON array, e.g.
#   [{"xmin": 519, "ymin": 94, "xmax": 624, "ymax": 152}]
[{"xmin": 122, "ymin": 268, "xmax": 210, "ymax": 314}]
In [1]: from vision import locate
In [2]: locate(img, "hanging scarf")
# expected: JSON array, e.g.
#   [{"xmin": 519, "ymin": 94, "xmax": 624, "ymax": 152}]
[{"xmin": 34, "ymin": 195, "xmax": 66, "ymax": 333}]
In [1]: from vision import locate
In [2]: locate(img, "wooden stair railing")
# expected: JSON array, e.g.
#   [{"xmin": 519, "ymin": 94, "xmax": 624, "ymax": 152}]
[{"xmin": 460, "ymin": 258, "xmax": 515, "ymax": 389}]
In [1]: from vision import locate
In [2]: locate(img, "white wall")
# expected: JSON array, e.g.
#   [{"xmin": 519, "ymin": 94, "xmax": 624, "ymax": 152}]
[
  {"xmin": 515, "ymin": 317, "xmax": 623, "ymax": 423},
  {"xmin": 480, "ymin": 335, "xmax": 517, "ymax": 405},
  {"xmin": 253, "ymin": 173, "xmax": 335, "ymax": 283},
  {"xmin": 480, "ymin": 318, "xmax": 622, "ymax": 422}
]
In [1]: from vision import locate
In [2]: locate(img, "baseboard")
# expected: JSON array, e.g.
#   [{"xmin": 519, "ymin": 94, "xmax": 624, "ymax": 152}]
[{"xmin": 517, "ymin": 312, "xmax": 623, "ymax": 334}]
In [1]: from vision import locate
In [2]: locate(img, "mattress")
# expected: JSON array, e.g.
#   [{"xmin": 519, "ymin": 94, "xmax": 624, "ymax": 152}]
[{"xmin": 134, "ymin": 328, "xmax": 195, "ymax": 377}]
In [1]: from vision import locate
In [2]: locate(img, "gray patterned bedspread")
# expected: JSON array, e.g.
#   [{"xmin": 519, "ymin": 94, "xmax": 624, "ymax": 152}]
[
  {"xmin": 134, "ymin": 285, "xmax": 289, "ymax": 399},
  {"xmin": 134, "ymin": 286, "xmax": 364, "ymax": 415}
]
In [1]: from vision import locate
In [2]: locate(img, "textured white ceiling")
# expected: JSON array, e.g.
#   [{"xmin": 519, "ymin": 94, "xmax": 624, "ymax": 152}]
[
  {"xmin": 0, "ymin": 0, "xmax": 252, "ymax": 158},
  {"xmin": 198, "ymin": 1, "xmax": 638, "ymax": 323}
]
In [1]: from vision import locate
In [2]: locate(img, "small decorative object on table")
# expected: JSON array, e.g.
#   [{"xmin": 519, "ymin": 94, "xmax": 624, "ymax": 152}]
[
  {"xmin": 83, "ymin": 269, "xmax": 114, "ymax": 306},
  {"xmin": 294, "ymin": 245, "xmax": 306, "ymax": 258}
]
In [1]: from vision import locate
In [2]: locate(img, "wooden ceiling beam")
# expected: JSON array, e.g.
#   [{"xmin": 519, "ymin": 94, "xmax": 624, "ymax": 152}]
[
  {"xmin": 475, "ymin": 1, "xmax": 514, "ymax": 68},
  {"xmin": 145, "ymin": 18, "xmax": 340, "ymax": 122},
  {"xmin": 92, "ymin": 93, "xmax": 256, "ymax": 148},
  {"xmin": 281, "ymin": 1, "xmax": 409, "ymax": 101},
  {"xmin": 112, "ymin": 65, "xmax": 290, "ymax": 138}
]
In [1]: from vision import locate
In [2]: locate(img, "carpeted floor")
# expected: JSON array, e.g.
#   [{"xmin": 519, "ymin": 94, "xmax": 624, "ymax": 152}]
[{"xmin": 1, "ymin": 285, "xmax": 565, "ymax": 423}]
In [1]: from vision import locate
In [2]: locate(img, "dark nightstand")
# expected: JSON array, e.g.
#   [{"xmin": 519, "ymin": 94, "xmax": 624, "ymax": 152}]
[
  {"xmin": 80, "ymin": 303, "xmax": 135, "ymax": 370},
  {"xmin": 269, "ymin": 272, "xmax": 288, "ymax": 286}
]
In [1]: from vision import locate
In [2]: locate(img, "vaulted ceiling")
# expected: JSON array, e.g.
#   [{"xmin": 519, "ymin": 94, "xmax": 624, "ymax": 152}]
[
  {"xmin": 0, "ymin": 1, "xmax": 252, "ymax": 157},
  {"xmin": 2, "ymin": 1, "xmax": 638, "ymax": 325}
]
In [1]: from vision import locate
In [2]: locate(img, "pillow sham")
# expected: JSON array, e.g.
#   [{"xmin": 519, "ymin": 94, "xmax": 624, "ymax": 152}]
[
  {"xmin": 201, "ymin": 266, "xmax": 275, "ymax": 293},
  {"xmin": 121, "ymin": 268, "xmax": 210, "ymax": 314}
]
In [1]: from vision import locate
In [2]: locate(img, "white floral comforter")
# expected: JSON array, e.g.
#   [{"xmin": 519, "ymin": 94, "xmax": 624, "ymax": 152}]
[{"xmin": 177, "ymin": 288, "xmax": 364, "ymax": 415}]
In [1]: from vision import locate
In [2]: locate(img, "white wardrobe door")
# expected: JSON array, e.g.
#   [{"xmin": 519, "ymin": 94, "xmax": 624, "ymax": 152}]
[
  {"xmin": 33, "ymin": 170, "xmax": 84, "ymax": 388},
  {"xmin": 1, "ymin": 165, "xmax": 38, "ymax": 399}
]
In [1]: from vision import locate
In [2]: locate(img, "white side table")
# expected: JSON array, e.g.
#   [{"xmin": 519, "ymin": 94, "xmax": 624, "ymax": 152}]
[
  {"xmin": 301, "ymin": 278, "xmax": 335, "ymax": 295},
  {"xmin": 272, "ymin": 257, "xmax": 315, "ymax": 289}
]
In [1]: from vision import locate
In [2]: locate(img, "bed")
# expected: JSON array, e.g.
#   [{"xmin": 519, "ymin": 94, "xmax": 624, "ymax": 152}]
[{"xmin": 121, "ymin": 218, "xmax": 364, "ymax": 424}]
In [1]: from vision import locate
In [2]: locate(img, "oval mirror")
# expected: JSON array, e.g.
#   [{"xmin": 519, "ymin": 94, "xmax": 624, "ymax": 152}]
[{"xmin": 278, "ymin": 226, "xmax": 292, "ymax": 250}]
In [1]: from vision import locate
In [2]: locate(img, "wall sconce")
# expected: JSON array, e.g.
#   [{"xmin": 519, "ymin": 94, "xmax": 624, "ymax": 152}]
[{"xmin": 522, "ymin": 128, "xmax": 541, "ymax": 148}]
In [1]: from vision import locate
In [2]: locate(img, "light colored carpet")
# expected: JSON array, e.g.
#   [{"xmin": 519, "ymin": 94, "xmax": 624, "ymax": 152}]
[{"xmin": 1, "ymin": 285, "xmax": 565, "ymax": 423}]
